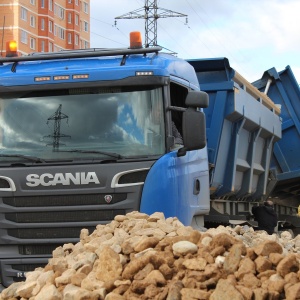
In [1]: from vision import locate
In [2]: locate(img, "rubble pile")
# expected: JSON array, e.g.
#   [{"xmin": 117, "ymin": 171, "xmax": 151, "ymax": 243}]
[{"xmin": 1, "ymin": 211, "xmax": 300, "ymax": 300}]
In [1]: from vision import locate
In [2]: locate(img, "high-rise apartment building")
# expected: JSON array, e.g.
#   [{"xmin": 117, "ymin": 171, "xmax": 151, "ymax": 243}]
[{"xmin": 0, "ymin": 0, "xmax": 90, "ymax": 57}]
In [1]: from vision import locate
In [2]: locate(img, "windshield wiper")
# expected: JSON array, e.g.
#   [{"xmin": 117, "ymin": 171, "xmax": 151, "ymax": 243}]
[
  {"xmin": 0, "ymin": 154, "xmax": 46, "ymax": 163},
  {"xmin": 59, "ymin": 149, "xmax": 124, "ymax": 159}
]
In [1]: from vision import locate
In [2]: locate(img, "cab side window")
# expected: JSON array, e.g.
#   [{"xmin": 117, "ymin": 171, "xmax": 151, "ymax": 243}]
[{"xmin": 170, "ymin": 82, "xmax": 188, "ymax": 141}]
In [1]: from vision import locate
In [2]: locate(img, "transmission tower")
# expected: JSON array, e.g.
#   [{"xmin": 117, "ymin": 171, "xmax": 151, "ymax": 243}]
[
  {"xmin": 45, "ymin": 104, "xmax": 70, "ymax": 151},
  {"xmin": 115, "ymin": 0, "xmax": 187, "ymax": 48}
]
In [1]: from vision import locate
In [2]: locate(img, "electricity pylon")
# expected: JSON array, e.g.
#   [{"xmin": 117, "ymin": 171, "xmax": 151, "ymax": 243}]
[
  {"xmin": 45, "ymin": 104, "xmax": 70, "ymax": 151},
  {"xmin": 115, "ymin": 0, "xmax": 187, "ymax": 48}
]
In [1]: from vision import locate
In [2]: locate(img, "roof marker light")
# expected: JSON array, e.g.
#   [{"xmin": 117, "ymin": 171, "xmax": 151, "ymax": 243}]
[
  {"xmin": 130, "ymin": 31, "xmax": 143, "ymax": 49},
  {"xmin": 54, "ymin": 75, "xmax": 70, "ymax": 80},
  {"xmin": 35, "ymin": 76, "xmax": 51, "ymax": 82},
  {"xmin": 136, "ymin": 71, "xmax": 154, "ymax": 76},
  {"xmin": 72, "ymin": 74, "xmax": 89, "ymax": 79}
]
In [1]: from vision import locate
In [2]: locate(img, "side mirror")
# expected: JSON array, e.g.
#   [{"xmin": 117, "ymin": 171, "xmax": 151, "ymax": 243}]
[
  {"xmin": 178, "ymin": 90, "xmax": 208, "ymax": 157},
  {"xmin": 185, "ymin": 90, "xmax": 209, "ymax": 108}
]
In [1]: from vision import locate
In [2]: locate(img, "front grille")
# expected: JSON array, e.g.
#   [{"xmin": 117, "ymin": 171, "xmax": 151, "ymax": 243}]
[
  {"xmin": 8, "ymin": 226, "xmax": 97, "ymax": 239},
  {"xmin": 3, "ymin": 193, "xmax": 127, "ymax": 207},
  {"xmin": 6, "ymin": 209, "xmax": 126, "ymax": 223},
  {"xmin": 11, "ymin": 263, "xmax": 47, "ymax": 282},
  {"xmin": 12, "ymin": 264, "xmax": 45, "ymax": 272},
  {"xmin": 0, "ymin": 185, "xmax": 139, "ymax": 288},
  {"xmin": 19, "ymin": 244, "xmax": 62, "ymax": 255}
]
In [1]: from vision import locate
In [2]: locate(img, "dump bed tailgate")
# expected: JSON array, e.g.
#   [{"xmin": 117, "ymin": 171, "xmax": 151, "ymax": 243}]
[{"xmin": 253, "ymin": 66, "xmax": 300, "ymax": 201}]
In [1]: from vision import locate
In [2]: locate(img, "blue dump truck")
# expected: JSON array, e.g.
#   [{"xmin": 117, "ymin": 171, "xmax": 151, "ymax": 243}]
[
  {"xmin": 187, "ymin": 58, "xmax": 282, "ymax": 225},
  {"xmin": 188, "ymin": 58, "xmax": 300, "ymax": 230},
  {"xmin": 0, "ymin": 32, "xmax": 298, "ymax": 287}
]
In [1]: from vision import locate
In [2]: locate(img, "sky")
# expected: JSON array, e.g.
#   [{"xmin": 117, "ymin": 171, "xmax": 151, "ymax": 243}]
[{"xmin": 90, "ymin": 0, "xmax": 300, "ymax": 84}]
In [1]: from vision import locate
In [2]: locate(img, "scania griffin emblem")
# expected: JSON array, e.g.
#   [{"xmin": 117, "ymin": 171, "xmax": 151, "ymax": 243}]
[{"xmin": 104, "ymin": 195, "xmax": 112, "ymax": 204}]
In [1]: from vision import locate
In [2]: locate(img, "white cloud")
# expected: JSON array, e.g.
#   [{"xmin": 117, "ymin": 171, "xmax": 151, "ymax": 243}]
[
  {"xmin": 291, "ymin": 67, "xmax": 300, "ymax": 84},
  {"xmin": 125, "ymin": 113, "xmax": 133, "ymax": 125}
]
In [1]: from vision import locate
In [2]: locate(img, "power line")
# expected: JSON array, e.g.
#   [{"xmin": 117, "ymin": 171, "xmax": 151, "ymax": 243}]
[
  {"xmin": 90, "ymin": 16, "xmax": 127, "ymax": 37},
  {"xmin": 90, "ymin": 31, "xmax": 127, "ymax": 47},
  {"xmin": 170, "ymin": 17, "xmax": 217, "ymax": 58},
  {"xmin": 115, "ymin": 0, "xmax": 187, "ymax": 48},
  {"xmin": 157, "ymin": 23, "xmax": 193, "ymax": 57},
  {"xmin": 184, "ymin": 0, "xmax": 251, "ymax": 77},
  {"xmin": 89, "ymin": 15, "xmax": 129, "ymax": 47}
]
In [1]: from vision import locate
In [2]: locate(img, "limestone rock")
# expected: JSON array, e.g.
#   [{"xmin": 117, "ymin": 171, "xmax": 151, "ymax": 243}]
[
  {"xmin": 277, "ymin": 254, "xmax": 299, "ymax": 277},
  {"xmin": 210, "ymin": 278, "xmax": 244, "ymax": 300},
  {"xmin": 253, "ymin": 240, "xmax": 283, "ymax": 256},
  {"xmin": 34, "ymin": 284, "xmax": 62, "ymax": 300},
  {"xmin": 96, "ymin": 246, "xmax": 123, "ymax": 289},
  {"xmin": 0, "ymin": 282, "xmax": 23, "ymax": 299},
  {"xmin": 172, "ymin": 241, "xmax": 198, "ymax": 256}
]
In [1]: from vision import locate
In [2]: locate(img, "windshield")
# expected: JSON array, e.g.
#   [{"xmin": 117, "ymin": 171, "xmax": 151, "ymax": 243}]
[{"xmin": 0, "ymin": 86, "xmax": 165, "ymax": 162}]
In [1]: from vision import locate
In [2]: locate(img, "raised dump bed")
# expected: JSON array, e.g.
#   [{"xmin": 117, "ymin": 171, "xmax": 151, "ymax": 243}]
[
  {"xmin": 188, "ymin": 58, "xmax": 282, "ymax": 202},
  {"xmin": 252, "ymin": 66, "xmax": 300, "ymax": 205}
]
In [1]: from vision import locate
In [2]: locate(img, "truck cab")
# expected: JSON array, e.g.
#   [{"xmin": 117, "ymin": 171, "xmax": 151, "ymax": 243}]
[{"xmin": 0, "ymin": 34, "xmax": 209, "ymax": 287}]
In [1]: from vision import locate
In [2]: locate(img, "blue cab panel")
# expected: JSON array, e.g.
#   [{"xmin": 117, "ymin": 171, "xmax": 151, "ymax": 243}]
[
  {"xmin": 252, "ymin": 66, "xmax": 300, "ymax": 196},
  {"xmin": 140, "ymin": 150, "xmax": 210, "ymax": 226},
  {"xmin": 0, "ymin": 52, "xmax": 200, "ymax": 90},
  {"xmin": 188, "ymin": 58, "xmax": 282, "ymax": 200}
]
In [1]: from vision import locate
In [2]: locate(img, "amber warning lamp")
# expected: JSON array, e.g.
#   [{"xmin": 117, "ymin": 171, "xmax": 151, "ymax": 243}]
[
  {"xmin": 6, "ymin": 40, "xmax": 18, "ymax": 57},
  {"xmin": 129, "ymin": 31, "xmax": 143, "ymax": 49}
]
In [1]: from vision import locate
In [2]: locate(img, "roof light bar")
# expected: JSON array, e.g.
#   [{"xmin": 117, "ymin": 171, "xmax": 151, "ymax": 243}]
[{"xmin": 0, "ymin": 46, "xmax": 162, "ymax": 63}]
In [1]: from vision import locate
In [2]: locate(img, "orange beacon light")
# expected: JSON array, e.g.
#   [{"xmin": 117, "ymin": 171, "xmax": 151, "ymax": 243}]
[
  {"xmin": 129, "ymin": 32, "xmax": 143, "ymax": 49},
  {"xmin": 6, "ymin": 40, "xmax": 18, "ymax": 57}
]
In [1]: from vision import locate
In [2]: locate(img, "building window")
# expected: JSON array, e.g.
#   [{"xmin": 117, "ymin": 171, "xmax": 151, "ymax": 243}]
[
  {"xmin": 54, "ymin": 4, "xmax": 65, "ymax": 20},
  {"xmin": 75, "ymin": 34, "xmax": 79, "ymax": 45},
  {"xmin": 83, "ymin": 21, "xmax": 88, "ymax": 32},
  {"xmin": 49, "ymin": 42, "xmax": 53, "ymax": 52},
  {"xmin": 75, "ymin": 14, "xmax": 79, "ymax": 25},
  {"xmin": 68, "ymin": 0, "xmax": 72, "ymax": 3},
  {"xmin": 83, "ymin": 2, "xmax": 88, "ymax": 13},
  {"xmin": 49, "ymin": 20, "xmax": 53, "ymax": 33},
  {"xmin": 30, "ymin": 0, "xmax": 35, "ymax": 5},
  {"xmin": 55, "ymin": 25, "xmax": 65, "ymax": 40},
  {"xmin": 49, "ymin": 0, "xmax": 53, "ymax": 11},
  {"xmin": 21, "ymin": 30, "xmax": 28, "ymax": 44},
  {"xmin": 30, "ymin": 16, "xmax": 36, "ymax": 27},
  {"xmin": 41, "ymin": 40, "xmax": 45, "ymax": 52},
  {"xmin": 41, "ymin": 18, "xmax": 45, "ymax": 30},
  {"xmin": 68, "ymin": 33, "xmax": 72, "ymax": 44},
  {"xmin": 75, "ymin": 0, "xmax": 78, "ymax": 5},
  {"xmin": 41, "ymin": 0, "xmax": 44, "ymax": 8},
  {"xmin": 59, "ymin": 27, "xmax": 65, "ymax": 40},
  {"xmin": 68, "ymin": 12, "xmax": 72, "ymax": 24},
  {"xmin": 60, "ymin": 7, "xmax": 65, "ymax": 19},
  {"xmin": 21, "ymin": 7, "xmax": 27, "ymax": 21},
  {"xmin": 81, "ymin": 40, "xmax": 88, "ymax": 49},
  {"xmin": 30, "ymin": 38, "xmax": 36, "ymax": 50}
]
